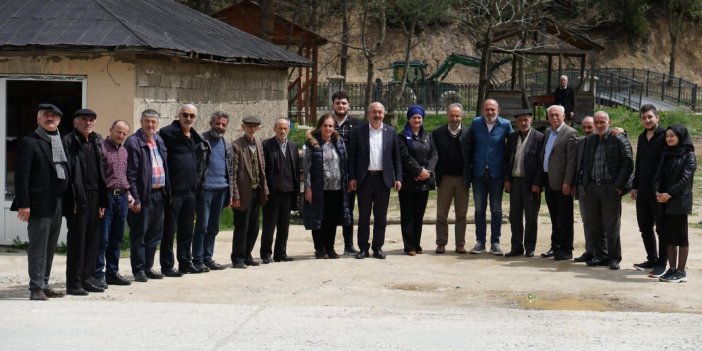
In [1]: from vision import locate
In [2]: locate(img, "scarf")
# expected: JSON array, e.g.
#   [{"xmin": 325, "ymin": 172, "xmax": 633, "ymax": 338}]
[{"xmin": 34, "ymin": 127, "xmax": 68, "ymax": 180}]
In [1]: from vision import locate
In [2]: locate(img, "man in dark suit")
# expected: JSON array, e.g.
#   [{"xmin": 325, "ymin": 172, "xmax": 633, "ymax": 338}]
[
  {"xmin": 62, "ymin": 108, "xmax": 108, "ymax": 295},
  {"xmin": 331, "ymin": 91, "xmax": 363, "ymax": 255},
  {"xmin": 538, "ymin": 104, "xmax": 577, "ymax": 261},
  {"xmin": 502, "ymin": 109, "xmax": 544, "ymax": 257},
  {"xmin": 11, "ymin": 103, "xmax": 69, "ymax": 300},
  {"xmin": 231, "ymin": 116, "xmax": 269, "ymax": 269},
  {"xmin": 261, "ymin": 117, "xmax": 299, "ymax": 264},
  {"xmin": 159, "ymin": 104, "xmax": 210, "ymax": 276},
  {"xmin": 573, "ymin": 116, "xmax": 595, "ymax": 263},
  {"xmin": 581, "ymin": 111, "xmax": 634, "ymax": 270},
  {"xmin": 554, "ymin": 75, "xmax": 575, "ymax": 124},
  {"xmin": 348, "ymin": 102, "xmax": 402, "ymax": 259}
]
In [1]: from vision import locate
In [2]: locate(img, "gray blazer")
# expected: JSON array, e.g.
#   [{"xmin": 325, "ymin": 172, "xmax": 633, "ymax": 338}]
[{"xmin": 538, "ymin": 123, "xmax": 577, "ymax": 191}]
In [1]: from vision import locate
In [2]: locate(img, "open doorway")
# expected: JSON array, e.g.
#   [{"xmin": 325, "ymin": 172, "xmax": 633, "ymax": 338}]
[{"xmin": 1, "ymin": 77, "xmax": 84, "ymax": 244}]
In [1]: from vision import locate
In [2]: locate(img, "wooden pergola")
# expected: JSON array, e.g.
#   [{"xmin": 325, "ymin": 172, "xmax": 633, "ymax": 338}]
[
  {"xmin": 483, "ymin": 22, "xmax": 605, "ymax": 121},
  {"xmin": 213, "ymin": 0, "xmax": 328, "ymax": 123}
]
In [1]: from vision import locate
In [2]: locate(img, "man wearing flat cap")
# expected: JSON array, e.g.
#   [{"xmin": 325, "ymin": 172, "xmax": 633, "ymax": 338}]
[
  {"xmin": 230, "ymin": 115, "xmax": 269, "ymax": 268},
  {"xmin": 62, "ymin": 108, "xmax": 108, "ymax": 295},
  {"xmin": 12, "ymin": 104, "xmax": 70, "ymax": 300},
  {"xmin": 502, "ymin": 109, "xmax": 544, "ymax": 257}
]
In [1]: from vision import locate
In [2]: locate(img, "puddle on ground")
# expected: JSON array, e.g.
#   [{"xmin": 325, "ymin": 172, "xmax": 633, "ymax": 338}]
[
  {"xmin": 517, "ymin": 296, "xmax": 613, "ymax": 311},
  {"xmin": 387, "ymin": 283, "xmax": 455, "ymax": 292}
]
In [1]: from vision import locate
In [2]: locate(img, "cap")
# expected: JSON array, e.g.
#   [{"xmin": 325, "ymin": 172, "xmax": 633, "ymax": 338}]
[
  {"xmin": 513, "ymin": 109, "xmax": 533, "ymax": 118},
  {"xmin": 73, "ymin": 108, "xmax": 97, "ymax": 119},
  {"xmin": 242, "ymin": 115, "xmax": 262, "ymax": 125},
  {"xmin": 37, "ymin": 103, "xmax": 63, "ymax": 117}
]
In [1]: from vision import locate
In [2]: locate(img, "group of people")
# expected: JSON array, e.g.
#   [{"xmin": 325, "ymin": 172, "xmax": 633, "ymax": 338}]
[{"xmin": 12, "ymin": 88, "xmax": 695, "ymax": 301}]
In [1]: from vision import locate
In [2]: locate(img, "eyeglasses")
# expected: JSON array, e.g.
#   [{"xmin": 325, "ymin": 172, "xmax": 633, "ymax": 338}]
[{"xmin": 180, "ymin": 113, "xmax": 196, "ymax": 119}]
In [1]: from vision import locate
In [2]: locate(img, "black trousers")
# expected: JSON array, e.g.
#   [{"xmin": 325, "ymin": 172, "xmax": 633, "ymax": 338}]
[
  {"xmin": 636, "ymin": 191, "xmax": 667, "ymax": 264},
  {"xmin": 543, "ymin": 173, "xmax": 574, "ymax": 255},
  {"xmin": 261, "ymin": 190, "xmax": 294, "ymax": 259},
  {"xmin": 311, "ymin": 190, "xmax": 342, "ymax": 255},
  {"xmin": 161, "ymin": 190, "xmax": 196, "ymax": 270},
  {"xmin": 231, "ymin": 191, "xmax": 260, "ymax": 263},
  {"xmin": 357, "ymin": 173, "xmax": 390, "ymax": 252},
  {"xmin": 508, "ymin": 177, "xmax": 541, "ymax": 253},
  {"xmin": 65, "ymin": 190, "xmax": 100, "ymax": 290},
  {"xmin": 398, "ymin": 190, "xmax": 428, "ymax": 252},
  {"xmin": 341, "ymin": 190, "xmax": 356, "ymax": 247},
  {"xmin": 585, "ymin": 183, "xmax": 622, "ymax": 262}
]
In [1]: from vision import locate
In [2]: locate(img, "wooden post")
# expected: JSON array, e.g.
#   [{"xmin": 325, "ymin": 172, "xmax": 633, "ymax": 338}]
[{"xmin": 547, "ymin": 55, "xmax": 553, "ymax": 96}]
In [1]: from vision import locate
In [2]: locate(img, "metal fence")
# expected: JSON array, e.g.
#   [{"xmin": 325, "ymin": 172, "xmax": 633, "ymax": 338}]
[
  {"xmin": 313, "ymin": 81, "xmax": 479, "ymax": 115},
  {"xmin": 295, "ymin": 67, "xmax": 698, "ymax": 120}
]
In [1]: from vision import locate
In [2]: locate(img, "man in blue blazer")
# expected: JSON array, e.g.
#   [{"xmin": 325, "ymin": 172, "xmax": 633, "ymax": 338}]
[
  {"xmin": 348, "ymin": 102, "xmax": 402, "ymax": 259},
  {"xmin": 469, "ymin": 99, "xmax": 513, "ymax": 255}
]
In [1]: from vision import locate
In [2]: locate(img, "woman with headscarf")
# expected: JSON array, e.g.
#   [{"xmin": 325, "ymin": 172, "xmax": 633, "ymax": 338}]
[
  {"xmin": 303, "ymin": 113, "xmax": 352, "ymax": 259},
  {"xmin": 398, "ymin": 105, "xmax": 438, "ymax": 256},
  {"xmin": 653, "ymin": 124, "xmax": 696, "ymax": 283}
]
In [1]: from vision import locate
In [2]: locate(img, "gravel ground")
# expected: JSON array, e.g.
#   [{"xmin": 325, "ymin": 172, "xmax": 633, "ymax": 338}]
[{"xmin": 1, "ymin": 200, "xmax": 700, "ymax": 349}]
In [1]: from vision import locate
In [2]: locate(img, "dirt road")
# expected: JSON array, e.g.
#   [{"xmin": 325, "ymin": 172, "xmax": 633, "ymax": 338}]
[{"xmin": 1, "ymin": 200, "xmax": 700, "ymax": 349}]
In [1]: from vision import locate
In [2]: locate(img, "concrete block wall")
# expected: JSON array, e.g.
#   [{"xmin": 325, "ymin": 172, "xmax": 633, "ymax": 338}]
[{"xmin": 134, "ymin": 58, "xmax": 289, "ymax": 140}]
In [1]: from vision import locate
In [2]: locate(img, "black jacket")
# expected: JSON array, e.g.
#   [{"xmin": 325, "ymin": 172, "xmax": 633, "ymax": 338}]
[
  {"xmin": 431, "ymin": 124, "xmax": 471, "ymax": 187},
  {"xmin": 398, "ymin": 129, "xmax": 438, "ymax": 192},
  {"xmin": 303, "ymin": 133, "xmax": 352, "ymax": 230},
  {"xmin": 159, "ymin": 120, "xmax": 210, "ymax": 193},
  {"xmin": 502, "ymin": 128, "xmax": 545, "ymax": 188},
  {"xmin": 348, "ymin": 122, "xmax": 402, "ymax": 189},
  {"xmin": 263, "ymin": 136, "xmax": 300, "ymax": 209},
  {"xmin": 10, "ymin": 131, "xmax": 70, "ymax": 217},
  {"xmin": 654, "ymin": 150, "xmax": 696, "ymax": 215},
  {"xmin": 581, "ymin": 132, "xmax": 634, "ymax": 194},
  {"xmin": 62, "ymin": 130, "xmax": 108, "ymax": 215},
  {"xmin": 632, "ymin": 126, "xmax": 666, "ymax": 192}
]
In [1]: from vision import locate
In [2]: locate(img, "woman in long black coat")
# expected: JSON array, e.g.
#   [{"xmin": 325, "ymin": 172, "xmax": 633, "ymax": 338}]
[
  {"xmin": 303, "ymin": 113, "xmax": 352, "ymax": 259},
  {"xmin": 654, "ymin": 124, "xmax": 696, "ymax": 283},
  {"xmin": 398, "ymin": 105, "xmax": 438, "ymax": 256}
]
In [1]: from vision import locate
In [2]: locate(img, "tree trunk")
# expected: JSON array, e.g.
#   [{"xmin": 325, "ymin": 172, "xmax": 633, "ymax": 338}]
[
  {"xmin": 388, "ymin": 19, "xmax": 416, "ymax": 126},
  {"xmin": 364, "ymin": 58, "xmax": 375, "ymax": 117},
  {"xmin": 260, "ymin": 0, "xmax": 273, "ymax": 41},
  {"xmin": 340, "ymin": 1, "xmax": 350, "ymax": 80},
  {"xmin": 476, "ymin": 26, "xmax": 493, "ymax": 116}
]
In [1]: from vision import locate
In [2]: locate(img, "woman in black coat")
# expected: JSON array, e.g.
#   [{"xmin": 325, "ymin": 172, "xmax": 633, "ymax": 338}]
[
  {"xmin": 654, "ymin": 124, "xmax": 696, "ymax": 283},
  {"xmin": 398, "ymin": 105, "xmax": 438, "ymax": 255},
  {"xmin": 303, "ymin": 113, "xmax": 352, "ymax": 259}
]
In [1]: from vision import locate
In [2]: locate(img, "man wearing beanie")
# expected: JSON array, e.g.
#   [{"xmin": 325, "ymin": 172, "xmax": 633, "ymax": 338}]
[
  {"xmin": 63, "ymin": 108, "xmax": 108, "ymax": 295},
  {"xmin": 12, "ymin": 104, "xmax": 70, "ymax": 300}
]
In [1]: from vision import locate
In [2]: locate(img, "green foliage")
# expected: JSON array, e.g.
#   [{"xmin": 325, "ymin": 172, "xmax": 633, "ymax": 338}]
[
  {"xmin": 604, "ymin": 106, "xmax": 702, "ymax": 137},
  {"xmin": 397, "ymin": 114, "xmax": 452, "ymax": 133},
  {"xmin": 595, "ymin": 0, "xmax": 651, "ymax": 43},
  {"xmin": 220, "ymin": 207, "xmax": 234, "ymax": 230},
  {"xmin": 11, "ymin": 236, "xmax": 29, "ymax": 250},
  {"xmin": 55, "ymin": 241, "xmax": 67, "ymax": 254}
]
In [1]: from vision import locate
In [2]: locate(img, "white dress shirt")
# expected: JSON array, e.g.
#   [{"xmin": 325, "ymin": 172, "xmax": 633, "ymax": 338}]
[{"xmin": 368, "ymin": 123, "xmax": 383, "ymax": 171}]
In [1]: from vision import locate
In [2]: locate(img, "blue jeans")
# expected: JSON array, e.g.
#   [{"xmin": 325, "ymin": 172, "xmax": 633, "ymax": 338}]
[
  {"xmin": 96, "ymin": 193, "xmax": 129, "ymax": 277},
  {"xmin": 193, "ymin": 188, "xmax": 228, "ymax": 263},
  {"xmin": 472, "ymin": 173, "xmax": 503, "ymax": 244}
]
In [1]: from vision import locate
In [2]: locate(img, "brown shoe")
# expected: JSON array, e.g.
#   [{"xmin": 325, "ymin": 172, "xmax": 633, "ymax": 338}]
[
  {"xmin": 30, "ymin": 290, "xmax": 48, "ymax": 301},
  {"xmin": 43, "ymin": 288, "xmax": 65, "ymax": 298},
  {"xmin": 456, "ymin": 245, "xmax": 467, "ymax": 254},
  {"xmin": 435, "ymin": 245, "xmax": 446, "ymax": 254},
  {"xmin": 407, "ymin": 250, "xmax": 417, "ymax": 256}
]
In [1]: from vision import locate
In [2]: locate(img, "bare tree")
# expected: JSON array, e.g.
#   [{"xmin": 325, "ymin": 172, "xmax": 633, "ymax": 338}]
[
  {"xmin": 359, "ymin": 0, "xmax": 387, "ymax": 113},
  {"xmin": 666, "ymin": 0, "xmax": 702, "ymax": 78},
  {"xmin": 384, "ymin": 0, "xmax": 454, "ymax": 125}
]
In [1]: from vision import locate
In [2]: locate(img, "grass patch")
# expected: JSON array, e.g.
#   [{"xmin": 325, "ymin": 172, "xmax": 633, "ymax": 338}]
[{"xmin": 605, "ymin": 106, "xmax": 702, "ymax": 137}]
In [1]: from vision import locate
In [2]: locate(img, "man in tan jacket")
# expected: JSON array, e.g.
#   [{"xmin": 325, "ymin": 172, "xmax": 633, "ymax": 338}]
[
  {"xmin": 230, "ymin": 116, "xmax": 269, "ymax": 269},
  {"xmin": 538, "ymin": 105, "xmax": 577, "ymax": 261}
]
